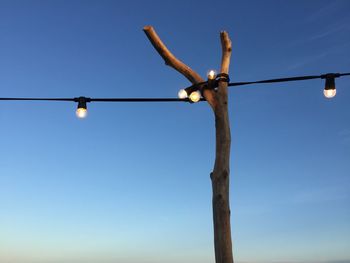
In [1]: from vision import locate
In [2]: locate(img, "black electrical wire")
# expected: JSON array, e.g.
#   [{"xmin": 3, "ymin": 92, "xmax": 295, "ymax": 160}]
[
  {"xmin": 90, "ymin": 98, "xmax": 206, "ymax": 102},
  {"xmin": 0, "ymin": 72, "xmax": 349, "ymax": 103},
  {"xmin": 0, "ymin": 98, "xmax": 74, "ymax": 101},
  {"xmin": 0, "ymin": 97, "xmax": 206, "ymax": 102},
  {"xmin": 228, "ymin": 72, "xmax": 350, "ymax": 87},
  {"xmin": 228, "ymin": 75, "xmax": 321, "ymax": 86}
]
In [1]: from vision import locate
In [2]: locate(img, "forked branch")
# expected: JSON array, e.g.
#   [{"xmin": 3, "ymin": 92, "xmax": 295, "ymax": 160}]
[{"xmin": 143, "ymin": 26, "xmax": 234, "ymax": 263}]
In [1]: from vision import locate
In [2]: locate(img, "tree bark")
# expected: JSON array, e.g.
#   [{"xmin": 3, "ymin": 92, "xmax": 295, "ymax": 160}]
[
  {"xmin": 143, "ymin": 26, "xmax": 233, "ymax": 263},
  {"xmin": 211, "ymin": 31, "xmax": 233, "ymax": 263}
]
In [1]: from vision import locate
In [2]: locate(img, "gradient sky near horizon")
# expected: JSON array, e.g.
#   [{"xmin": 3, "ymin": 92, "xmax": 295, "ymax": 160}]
[{"xmin": 0, "ymin": 1, "xmax": 350, "ymax": 263}]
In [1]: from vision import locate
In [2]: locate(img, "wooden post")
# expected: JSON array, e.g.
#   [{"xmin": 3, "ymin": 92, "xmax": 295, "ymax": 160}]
[{"xmin": 143, "ymin": 26, "xmax": 233, "ymax": 263}]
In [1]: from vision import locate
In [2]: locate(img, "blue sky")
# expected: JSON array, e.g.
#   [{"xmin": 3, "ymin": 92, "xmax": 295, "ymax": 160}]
[{"xmin": 0, "ymin": 1, "xmax": 349, "ymax": 263}]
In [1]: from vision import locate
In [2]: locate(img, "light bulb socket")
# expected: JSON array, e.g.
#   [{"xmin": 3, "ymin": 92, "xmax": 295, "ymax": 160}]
[
  {"xmin": 324, "ymin": 77, "xmax": 335, "ymax": 91},
  {"xmin": 184, "ymin": 85, "xmax": 198, "ymax": 95},
  {"xmin": 75, "ymin": 96, "xmax": 91, "ymax": 110},
  {"xmin": 207, "ymin": 79, "xmax": 216, "ymax": 89},
  {"xmin": 321, "ymin": 73, "xmax": 341, "ymax": 79}
]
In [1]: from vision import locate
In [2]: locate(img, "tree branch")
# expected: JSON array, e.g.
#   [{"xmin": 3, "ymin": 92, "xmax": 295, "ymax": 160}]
[
  {"xmin": 143, "ymin": 26, "xmax": 216, "ymax": 108},
  {"xmin": 214, "ymin": 31, "xmax": 232, "ymax": 112},
  {"xmin": 220, "ymin": 31, "xmax": 232, "ymax": 75},
  {"xmin": 143, "ymin": 26, "xmax": 203, "ymax": 84}
]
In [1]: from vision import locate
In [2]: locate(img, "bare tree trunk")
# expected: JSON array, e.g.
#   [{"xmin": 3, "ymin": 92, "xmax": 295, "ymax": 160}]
[
  {"xmin": 143, "ymin": 26, "xmax": 233, "ymax": 263},
  {"xmin": 210, "ymin": 32, "xmax": 233, "ymax": 263}
]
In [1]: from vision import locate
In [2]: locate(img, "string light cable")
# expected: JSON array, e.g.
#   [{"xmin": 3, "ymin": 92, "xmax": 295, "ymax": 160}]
[
  {"xmin": 1, "ymin": 72, "xmax": 349, "ymax": 118},
  {"xmin": 179, "ymin": 71, "xmax": 350, "ymax": 101}
]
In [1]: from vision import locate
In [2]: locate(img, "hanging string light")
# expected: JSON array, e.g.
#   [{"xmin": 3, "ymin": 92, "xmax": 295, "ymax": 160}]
[
  {"xmin": 322, "ymin": 73, "xmax": 338, "ymax": 99},
  {"xmin": 178, "ymin": 89, "xmax": 188, "ymax": 99},
  {"xmin": 207, "ymin": 69, "xmax": 217, "ymax": 80},
  {"xmin": 226, "ymin": 72, "xmax": 349, "ymax": 99},
  {"xmin": 323, "ymin": 77, "xmax": 336, "ymax": 99},
  {"xmin": 1, "ymin": 72, "xmax": 349, "ymax": 117},
  {"xmin": 189, "ymin": 90, "xmax": 201, "ymax": 103},
  {"xmin": 75, "ymin": 97, "xmax": 90, "ymax": 118}
]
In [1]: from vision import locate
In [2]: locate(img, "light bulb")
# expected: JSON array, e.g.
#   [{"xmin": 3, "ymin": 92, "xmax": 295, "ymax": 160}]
[
  {"xmin": 189, "ymin": 91, "xmax": 201, "ymax": 103},
  {"xmin": 207, "ymin": 69, "xmax": 217, "ymax": 80},
  {"xmin": 323, "ymin": 88, "xmax": 336, "ymax": 99},
  {"xmin": 76, "ymin": 108, "xmax": 87, "ymax": 118},
  {"xmin": 178, "ymin": 89, "xmax": 188, "ymax": 99}
]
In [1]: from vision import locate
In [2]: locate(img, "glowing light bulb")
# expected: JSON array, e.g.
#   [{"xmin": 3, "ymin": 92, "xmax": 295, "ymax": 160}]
[
  {"xmin": 207, "ymin": 69, "xmax": 217, "ymax": 80},
  {"xmin": 189, "ymin": 91, "xmax": 201, "ymax": 103},
  {"xmin": 178, "ymin": 89, "xmax": 188, "ymax": 99},
  {"xmin": 75, "ymin": 97, "xmax": 89, "ymax": 118},
  {"xmin": 76, "ymin": 108, "xmax": 87, "ymax": 118},
  {"xmin": 323, "ymin": 77, "xmax": 336, "ymax": 99},
  {"xmin": 323, "ymin": 88, "xmax": 336, "ymax": 99}
]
